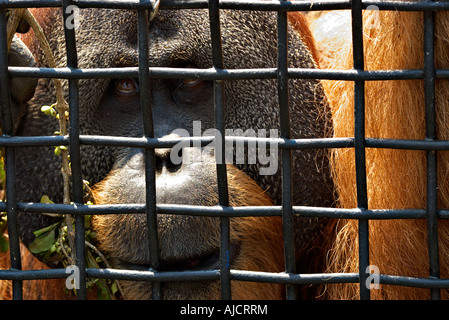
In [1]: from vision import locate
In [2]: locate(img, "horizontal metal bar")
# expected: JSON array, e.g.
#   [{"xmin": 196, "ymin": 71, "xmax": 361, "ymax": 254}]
[
  {"xmin": 231, "ymin": 271, "xmax": 449, "ymax": 288},
  {"xmin": 0, "ymin": 135, "xmax": 68, "ymax": 147},
  {"xmin": 78, "ymin": 136, "xmax": 352, "ymax": 150},
  {"xmin": 0, "ymin": 268, "xmax": 68, "ymax": 280},
  {"xmin": 362, "ymin": 0, "xmax": 449, "ymax": 11},
  {"xmin": 290, "ymin": 69, "xmax": 424, "ymax": 81},
  {"xmin": 86, "ymin": 268, "xmax": 220, "ymax": 282},
  {"xmin": 294, "ymin": 207, "xmax": 429, "ymax": 219},
  {"xmin": 81, "ymin": 135, "xmax": 214, "ymax": 149},
  {"xmin": 230, "ymin": 270, "xmax": 359, "ymax": 285},
  {"xmin": 2, "ymin": 0, "xmax": 449, "ymax": 12},
  {"xmin": 9, "ymin": 66, "xmax": 276, "ymax": 80},
  {"xmin": 0, "ymin": 267, "xmax": 220, "ymax": 282},
  {"xmin": 8, "ymin": 66, "xmax": 427, "ymax": 81},
  {"xmin": 18, "ymin": 66, "xmax": 449, "ymax": 82},
  {"xmin": 15, "ymin": 202, "xmax": 449, "ymax": 219},
  {"xmin": 2, "ymin": 267, "xmax": 448, "ymax": 290},
  {"xmin": 88, "ymin": 269, "xmax": 360, "ymax": 285},
  {"xmin": 0, "ymin": 134, "xmax": 352, "ymax": 149},
  {"xmin": 0, "ymin": 267, "xmax": 357, "ymax": 286},
  {"xmin": 0, "ymin": 135, "xmax": 212, "ymax": 147},
  {"xmin": 18, "ymin": 202, "xmax": 282, "ymax": 216},
  {"xmin": 7, "ymin": 134, "xmax": 449, "ymax": 152},
  {"xmin": 365, "ymin": 138, "xmax": 449, "ymax": 150},
  {"xmin": 77, "ymin": 0, "xmax": 353, "ymax": 10},
  {"xmin": 17, "ymin": 202, "xmax": 147, "ymax": 215},
  {"xmin": 379, "ymin": 274, "xmax": 449, "ymax": 289},
  {"xmin": 0, "ymin": 0, "xmax": 354, "ymax": 10},
  {"xmin": 9, "ymin": 66, "xmax": 139, "ymax": 79}
]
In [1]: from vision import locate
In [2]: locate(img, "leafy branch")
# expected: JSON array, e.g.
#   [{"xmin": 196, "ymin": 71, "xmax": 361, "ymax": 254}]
[
  {"xmin": 8, "ymin": 8, "xmax": 74, "ymax": 262},
  {"xmin": 28, "ymin": 196, "xmax": 123, "ymax": 299},
  {"xmin": 1, "ymin": 9, "xmax": 123, "ymax": 299}
]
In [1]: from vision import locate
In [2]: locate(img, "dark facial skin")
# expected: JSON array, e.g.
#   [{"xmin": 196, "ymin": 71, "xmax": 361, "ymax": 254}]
[{"xmin": 6, "ymin": 8, "xmax": 333, "ymax": 299}]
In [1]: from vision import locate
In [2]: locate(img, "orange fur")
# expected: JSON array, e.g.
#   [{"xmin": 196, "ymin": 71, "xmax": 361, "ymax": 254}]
[
  {"xmin": 91, "ymin": 165, "xmax": 285, "ymax": 300},
  {"xmin": 0, "ymin": 165, "xmax": 282, "ymax": 300},
  {"xmin": 214, "ymin": 166, "xmax": 284, "ymax": 299},
  {"xmin": 288, "ymin": 12, "xmax": 321, "ymax": 67},
  {"xmin": 314, "ymin": 7, "xmax": 449, "ymax": 299},
  {"xmin": 1, "ymin": 10, "xmax": 318, "ymax": 300},
  {"xmin": 0, "ymin": 242, "xmax": 75, "ymax": 300},
  {"xmin": 17, "ymin": 8, "xmax": 56, "ymax": 62}
]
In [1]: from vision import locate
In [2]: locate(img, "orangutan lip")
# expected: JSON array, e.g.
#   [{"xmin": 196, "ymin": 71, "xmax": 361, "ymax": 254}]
[{"xmin": 125, "ymin": 243, "xmax": 240, "ymax": 272}]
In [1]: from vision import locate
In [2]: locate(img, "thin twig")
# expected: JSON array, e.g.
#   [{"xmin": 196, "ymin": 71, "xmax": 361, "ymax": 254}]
[
  {"xmin": 40, "ymin": 212, "xmax": 63, "ymax": 218},
  {"xmin": 22, "ymin": 9, "xmax": 74, "ymax": 263},
  {"xmin": 6, "ymin": 9, "xmax": 25, "ymax": 51},
  {"xmin": 59, "ymin": 231, "xmax": 73, "ymax": 265},
  {"xmin": 7, "ymin": 8, "xmax": 121, "ymax": 299},
  {"xmin": 85, "ymin": 240, "xmax": 124, "ymax": 296}
]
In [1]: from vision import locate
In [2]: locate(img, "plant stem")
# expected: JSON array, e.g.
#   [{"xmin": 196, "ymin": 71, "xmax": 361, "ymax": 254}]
[
  {"xmin": 6, "ymin": 9, "xmax": 25, "ymax": 51},
  {"xmin": 22, "ymin": 9, "xmax": 75, "ymax": 263},
  {"xmin": 85, "ymin": 240, "xmax": 124, "ymax": 296}
]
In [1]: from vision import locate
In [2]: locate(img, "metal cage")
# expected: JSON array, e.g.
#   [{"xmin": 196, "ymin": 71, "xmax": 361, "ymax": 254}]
[{"xmin": 0, "ymin": 0, "xmax": 448, "ymax": 301}]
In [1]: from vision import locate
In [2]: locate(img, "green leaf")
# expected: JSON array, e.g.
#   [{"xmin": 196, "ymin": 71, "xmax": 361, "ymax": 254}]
[
  {"xmin": 95, "ymin": 280, "xmax": 114, "ymax": 300},
  {"xmin": 32, "ymin": 222, "xmax": 59, "ymax": 237},
  {"xmin": 0, "ymin": 156, "xmax": 5, "ymax": 184},
  {"xmin": 28, "ymin": 229, "xmax": 56, "ymax": 254},
  {"xmin": 40, "ymin": 105, "xmax": 53, "ymax": 115},
  {"xmin": 110, "ymin": 281, "xmax": 118, "ymax": 295},
  {"xmin": 86, "ymin": 249, "xmax": 99, "ymax": 269},
  {"xmin": 0, "ymin": 235, "xmax": 9, "ymax": 253},
  {"xmin": 49, "ymin": 242, "xmax": 57, "ymax": 253},
  {"xmin": 40, "ymin": 195, "xmax": 54, "ymax": 204},
  {"xmin": 84, "ymin": 215, "xmax": 92, "ymax": 230}
]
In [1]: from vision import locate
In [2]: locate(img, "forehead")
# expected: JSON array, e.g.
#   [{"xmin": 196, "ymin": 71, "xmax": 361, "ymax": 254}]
[
  {"xmin": 73, "ymin": 8, "xmax": 283, "ymax": 71},
  {"xmin": 77, "ymin": 9, "xmax": 138, "ymax": 41}
]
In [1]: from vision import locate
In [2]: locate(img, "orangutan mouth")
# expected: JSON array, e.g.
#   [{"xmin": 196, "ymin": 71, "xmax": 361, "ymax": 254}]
[{"xmin": 124, "ymin": 243, "xmax": 240, "ymax": 272}]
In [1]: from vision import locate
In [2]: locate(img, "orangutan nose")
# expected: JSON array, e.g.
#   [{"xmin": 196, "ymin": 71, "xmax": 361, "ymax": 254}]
[{"xmin": 155, "ymin": 134, "xmax": 183, "ymax": 173}]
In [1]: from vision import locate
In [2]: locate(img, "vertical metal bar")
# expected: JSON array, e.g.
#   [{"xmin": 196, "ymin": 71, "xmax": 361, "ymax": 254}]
[
  {"xmin": 208, "ymin": 0, "xmax": 231, "ymax": 300},
  {"xmin": 351, "ymin": 0, "xmax": 370, "ymax": 300},
  {"xmin": 277, "ymin": 9, "xmax": 296, "ymax": 300},
  {"xmin": 137, "ymin": 5, "xmax": 161, "ymax": 300},
  {"xmin": 0, "ymin": 8, "xmax": 22, "ymax": 300},
  {"xmin": 423, "ymin": 0, "xmax": 441, "ymax": 300},
  {"xmin": 62, "ymin": 0, "xmax": 86, "ymax": 300}
]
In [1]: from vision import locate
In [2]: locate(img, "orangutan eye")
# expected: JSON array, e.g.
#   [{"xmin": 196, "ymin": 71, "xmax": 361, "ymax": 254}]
[
  {"xmin": 170, "ymin": 77, "xmax": 211, "ymax": 105},
  {"xmin": 114, "ymin": 78, "xmax": 139, "ymax": 95},
  {"xmin": 168, "ymin": 61, "xmax": 212, "ymax": 105},
  {"xmin": 179, "ymin": 78, "xmax": 203, "ymax": 89}
]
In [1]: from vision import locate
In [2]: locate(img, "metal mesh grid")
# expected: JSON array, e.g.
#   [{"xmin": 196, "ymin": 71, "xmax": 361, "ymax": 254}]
[{"xmin": 0, "ymin": 0, "xmax": 447, "ymax": 300}]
